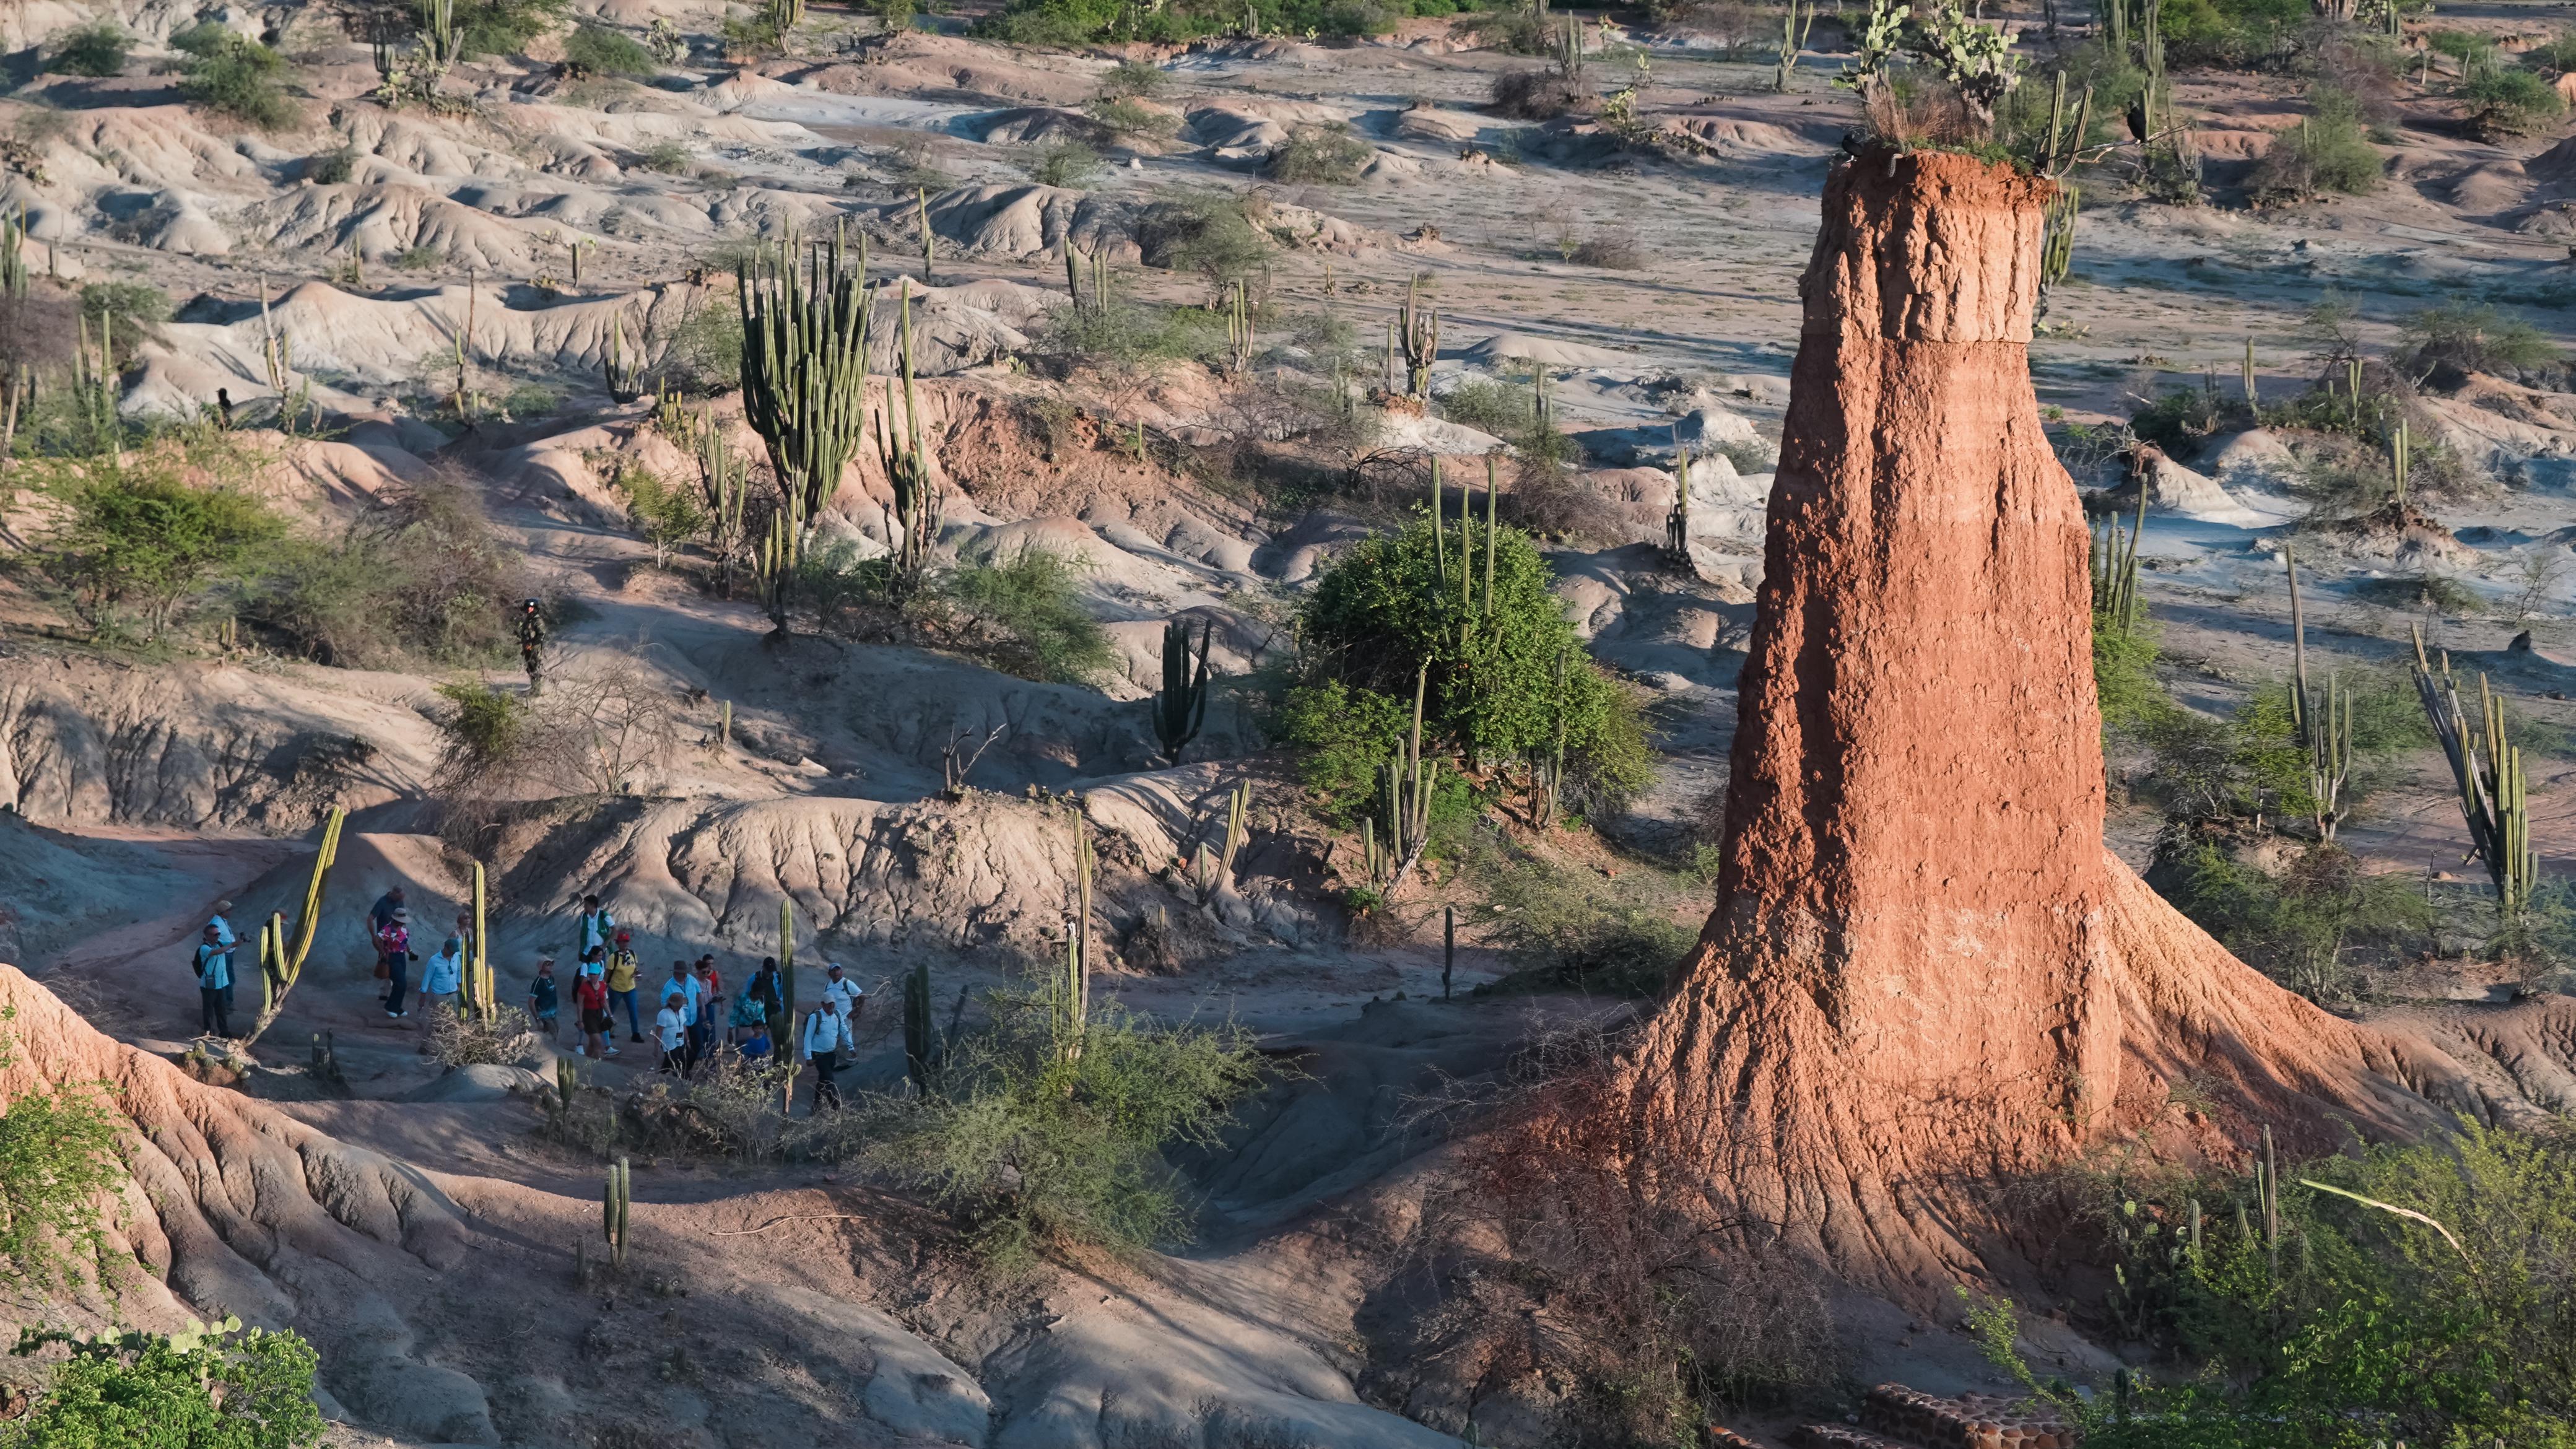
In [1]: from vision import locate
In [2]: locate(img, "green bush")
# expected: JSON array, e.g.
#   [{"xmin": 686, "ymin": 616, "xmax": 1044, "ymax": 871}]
[
  {"xmin": 178, "ymin": 35, "xmax": 297, "ymax": 131},
  {"xmin": 2529, "ymin": 30, "xmax": 2576, "ymax": 72},
  {"xmin": 46, "ymin": 22, "xmax": 129, "ymax": 77},
  {"xmin": 1099, "ymin": 58, "xmax": 1167, "ymax": 96},
  {"xmin": 1135, "ymin": 193, "xmax": 1271, "ymax": 297},
  {"xmin": 1266, "ymin": 123, "xmax": 1372, "ymax": 184},
  {"xmin": 923, "ymin": 546, "xmax": 1116, "ymax": 685},
  {"xmin": 864, "ymin": 981, "xmax": 1268, "ymax": 1268},
  {"xmin": 613, "ymin": 464, "xmax": 704, "ymax": 567},
  {"xmin": 635, "ymin": 139, "xmax": 692, "ymax": 174},
  {"xmin": 6, "ymin": 1319, "xmax": 326, "ymax": 1449},
  {"xmin": 2093, "ymin": 612, "xmax": 2169, "ymax": 738},
  {"xmin": 305, "ymin": 146, "xmax": 356, "ymax": 185},
  {"xmin": 0, "ymin": 1012, "xmax": 125, "ymax": 1294},
  {"xmin": 79, "ymin": 281, "xmax": 171, "ymax": 328},
  {"xmin": 27, "ymin": 451, "xmax": 284, "ymax": 642},
  {"xmin": 168, "ymin": 21, "xmax": 232, "ymax": 56},
  {"xmin": 2248, "ymin": 86, "xmax": 2382, "ymax": 201},
  {"xmin": 2400, "ymin": 300, "xmax": 2562, "ymax": 376},
  {"xmin": 1439, "ymin": 376, "xmax": 1536, "ymax": 437},
  {"xmin": 658, "ymin": 295, "xmax": 742, "ymax": 391},
  {"xmin": 2139, "ymin": 691, "xmax": 2313, "ymax": 825},
  {"xmin": 244, "ymin": 476, "xmax": 527, "ymax": 667},
  {"xmin": 433, "ymin": 679, "xmax": 530, "ymax": 775},
  {"xmin": 2463, "ymin": 67, "xmax": 2567, "ymax": 136},
  {"xmin": 458, "ymin": 0, "xmax": 568, "ymax": 58},
  {"xmin": 394, "ymin": 245, "xmax": 443, "ymax": 270},
  {"xmin": 1032, "ymin": 295, "xmax": 1215, "ymax": 373},
  {"xmin": 562, "ymin": 22, "xmax": 656, "ymax": 75},
  {"xmin": 1471, "ymin": 837, "xmax": 1695, "ymax": 996},
  {"xmin": 2156, "ymin": 0, "xmax": 2305, "ymax": 67},
  {"xmin": 1271, "ymin": 677, "xmax": 1414, "ymax": 822},
  {"xmin": 1022, "ymin": 139, "xmax": 1103, "ymax": 188},
  {"xmin": 1086, "ymin": 95, "xmax": 1181, "ymax": 140},
  {"xmin": 1294, "ymin": 513, "xmax": 1653, "ymax": 806},
  {"xmin": 2152, "ymin": 835, "xmax": 2431, "ymax": 1001},
  {"xmin": 1975, "ymin": 1123, "xmax": 2576, "ymax": 1447}
]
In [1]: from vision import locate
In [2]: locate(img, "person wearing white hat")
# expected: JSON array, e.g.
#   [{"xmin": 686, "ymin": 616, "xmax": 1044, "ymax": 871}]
[{"xmin": 206, "ymin": 900, "xmax": 237, "ymax": 950}]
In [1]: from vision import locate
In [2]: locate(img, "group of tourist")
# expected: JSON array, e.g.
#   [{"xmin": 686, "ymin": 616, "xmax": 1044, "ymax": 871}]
[{"xmin": 183, "ymin": 884, "xmax": 873, "ymax": 1113}]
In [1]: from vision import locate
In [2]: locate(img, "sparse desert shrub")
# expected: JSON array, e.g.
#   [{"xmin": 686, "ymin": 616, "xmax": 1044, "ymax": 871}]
[
  {"xmin": 245, "ymin": 474, "xmax": 529, "ymax": 667},
  {"xmin": 562, "ymin": 22, "xmax": 656, "ymax": 76},
  {"xmin": 2247, "ymin": 85, "xmax": 2382, "ymax": 201},
  {"xmin": 432, "ymin": 679, "xmax": 531, "ymax": 784},
  {"xmin": 1022, "ymin": 139, "xmax": 1104, "ymax": 188},
  {"xmin": 2530, "ymin": 30, "xmax": 2576, "ymax": 72},
  {"xmin": 2151, "ymin": 835, "xmax": 2431, "ymax": 1002},
  {"xmin": 1439, "ymin": 375, "xmax": 1536, "ymax": 436},
  {"xmin": 1086, "ymin": 95, "xmax": 1180, "ymax": 141},
  {"xmin": 1294, "ymin": 513, "xmax": 1652, "ymax": 803},
  {"xmin": 720, "ymin": 12, "xmax": 783, "ymax": 54},
  {"xmin": 612, "ymin": 463, "xmax": 705, "ymax": 567},
  {"xmin": 23, "ymin": 446, "xmax": 284, "ymax": 642},
  {"xmin": 1500, "ymin": 466, "xmax": 1632, "ymax": 544},
  {"xmin": 2156, "ymin": 0, "xmax": 2306, "ymax": 69},
  {"xmin": 635, "ymin": 139, "xmax": 692, "ymax": 174},
  {"xmin": 0, "ymin": 1014, "xmax": 126, "ymax": 1294},
  {"xmin": 423, "ymin": 1003, "xmax": 538, "ymax": 1066},
  {"xmin": 919, "ymin": 545, "xmax": 1115, "ymax": 685},
  {"xmin": 458, "ymin": 0, "xmax": 570, "ymax": 58},
  {"xmin": 862, "ymin": 977, "xmax": 1268, "ymax": 1268},
  {"xmin": 1099, "ymin": 58, "xmax": 1167, "ymax": 97},
  {"xmin": 1569, "ymin": 230, "xmax": 1643, "ymax": 269},
  {"xmin": 1472, "ymin": 836, "xmax": 1697, "ymax": 995},
  {"xmin": 1266, "ymin": 122, "xmax": 1372, "ymax": 183},
  {"xmin": 2462, "ymin": 67, "xmax": 2566, "ymax": 136},
  {"xmin": 7, "ymin": 1318, "xmax": 326, "ymax": 1448},
  {"xmin": 178, "ymin": 33, "xmax": 298, "ymax": 131},
  {"xmin": 305, "ymin": 144, "xmax": 357, "ymax": 184},
  {"xmin": 2138, "ymin": 690, "xmax": 2313, "ymax": 826},
  {"xmin": 1490, "ymin": 67, "xmax": 1594, "ymax": 119},
  {"xmin": 2400, "ymin": 301, "xmax": 2564, "ymax": 376},
  {"xmin": 394, "ymin": 245, "xmax": 443, "ymax": 269},
  {"xmin": 658, "ymin": 294, "xmax": 744, "ymax": 391},
  {"xmin": 46, "ymin": 21, "xmax": 130, "ymax": 77},
  {"xmin": 79, "ymin": 280, "xmax": 172, "ymax": 328},
  {"xmin": 2352, "ymin": 571, "xmax": 2481, "ymax": 614}
]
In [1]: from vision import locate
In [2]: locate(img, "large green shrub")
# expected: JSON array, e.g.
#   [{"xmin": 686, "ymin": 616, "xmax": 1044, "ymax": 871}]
[
  {"xmin": 865, "ymin": 981, "xmax": 1268, "ymax": 1268},
  {"xmin": 1134, "ymin": 194, "xmax": 1272, "ymax": 298},
  {"xmin": 2152, "ymin": 836, "xmax": 2432, "ymax": 1001},
  {"xmin": 456, "ymin": 0, "xmax": 568, "ymax": 58},
  {"xmin": 1290, "ymin": 513, "xmax": 1651, "ymax": 806},
  {"xmin": 923, "ymin": 546, "xmax": 1116, "ymax": 685},
  {"xmin": 5, "ymin": 1320, "xmax": 326, "ymax": 1449},
  {"xmin": 178, "ymin": 35, "xmax": 297, "ymax": 131},
  {"xmin": 562, "ymin": 22, "xmax": 656, "ymax": 75},
  {"xmin": 27, "ymin": 454, "xmax": 284, "ymax": 642},
  {"xmin": 2463, "ymin": 67, "xmax": 2567, "ymax": 136},
  {"xmin": 45, "ymin": 22, "xmax": 129, "ymax": 77},
  {"xmin": 1266, "ymin": 123, "xmax": 1372, "ymax": 183},
  {"xmin": 2399, "ymin": 301, "xmax": 2562, "ymax": 376},
  {"xmin": 2156, "ymin": 0, "xmax": 2306, "ymax": 67},
  {"xmin": 243, "ymin": 476, "xmax": 526, "ymax": 667},
  {"xmin": 2248, "ymin": 87, "xmax": 2382, "ymax": 201}
]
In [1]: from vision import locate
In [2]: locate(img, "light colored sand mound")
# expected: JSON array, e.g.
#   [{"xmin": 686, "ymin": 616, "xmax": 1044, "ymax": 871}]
[{"xmin": 1459, "ymin": 333, "xmax": 1637, "ymax": 368}]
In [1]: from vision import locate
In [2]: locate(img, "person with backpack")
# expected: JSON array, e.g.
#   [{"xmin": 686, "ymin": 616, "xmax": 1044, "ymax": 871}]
[
  {"xmin": 604, "ymin": 931, "xmax": 642, "ymax": 1042},
  {"xmin": 573, "ymin": 962, "xmax": 611, "ymax": 1060},
  {"xmin": 746, "ymin": 957, "xmax": 785, "ymax": 1042},
  {"xmin": 368, "ymin": 886, "xmax": 406, "ymax": 978},
  {"xmin": 574, "ymin": 895, "xmax": 614, "ymax": 961},
  {"xmin": 192, "ymin": 925, "xmax": 235, "ymax": 1037},
  {"xmin": 799, "ymin": 998, "xmax": 848, "ymax": 1113},
  {"xmin": 527, "ymin": 957, "xmax": 561, "ymax": 1045}
]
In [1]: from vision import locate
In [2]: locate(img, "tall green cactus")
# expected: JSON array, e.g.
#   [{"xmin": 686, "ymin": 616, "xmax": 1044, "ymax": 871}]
[
  {"xmin": 602, "ymin": 308, "xmax": 641, "ymax": 404},
  {"xmin": 2091, "ymin": 488, "xmax": 2147, "ymax": 635},
  {"xmin": 1531, "ymin": 643, "xmax": 1569, "ymax": 827},
  {"xmin": 2412, "ymin": 624, "xmax": 2539, "ymax": 916},
  {"xmin": 1058, "ymin": 822, "xmax": 1094, "ymax": 1064},
  {"xmin": 2241, "ymin": 336, "xmax": 2260, "ymax": 411},
  {"xmin": 1395, "ymin": 276, "xmax": 1438, "ymax": 399},
  {"xmin": 245, "ymin": 806, "xmax": 346, "ymax": 1048},
  {"xmin": 903, "ymin": 959, "xmax": 935, "ymax": 1092},
  {"xmin": 555, "ymin": 1056, "xmax": 577, "ymax": 1115},
  {"xmin": 470, "ymin": 859, "xmax": 494, "ymax": 1023},
  {"xmin": 698, "ymin": 406, "xmax": 750, "ymax": 597},
  {"xmin": 603, "ymin": 1157, "xmax": 630, "ymax": 1270},
  {"xmin": 1064, "ymin": 241, "xmax": 1107, "ymax": 317},
  {"xmin": 2040, "ymin": 185, "xmax": 2078, "ymax": 290},
  {"xmin": 777, "ymin": 899, "xmax": 797, "ymax": 1040},
  {"xmin": 1191, "ymin": 780, "xmax": 1250, "ymax": 904},
  {"xmin": 916, "ymin": 187, "xmax": 935, "ymax": 284},
  {"xmin": 0, "ymin": 207, "xmax": 27, "ymax": 301},
  {"xmin": 1224, "ymin": 279, "xmax": 1255, "ymax": 376},
  {"xmin": 2388, "ymin": 419, "xmax": 2411, "ymax": 506},
  {"xmin": 2284, "ymin": 546, "xmax": 2351, "ymax": 842},
  {"xmin": 739, "ymin": 224, "xmax": 873, "ymax": 629},
  {"xmin": 1155, "ymin": 617, "xmax": 1213, "ymax": 765},
  {"xmin": 876, "ymin": 287, "xmax": 941, "ymax": 598}
]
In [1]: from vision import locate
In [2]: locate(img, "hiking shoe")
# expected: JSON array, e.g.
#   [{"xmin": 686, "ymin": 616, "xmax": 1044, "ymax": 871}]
[{"xmin": 629, "ymin": 1033, "xmax": 643, "ymax": 1042}]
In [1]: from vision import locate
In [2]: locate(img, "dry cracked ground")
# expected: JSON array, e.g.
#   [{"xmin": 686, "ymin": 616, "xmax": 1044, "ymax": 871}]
[{"xmin": 2, "ymin": 0, "xmax": 2576, "ymax": 1443}]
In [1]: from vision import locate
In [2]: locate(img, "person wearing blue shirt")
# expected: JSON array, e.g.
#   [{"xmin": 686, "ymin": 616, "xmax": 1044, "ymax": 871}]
[
  {"xmin": 191, "ymin": 925, "xmax": 235, "ymax": 1037},
  {"xmin": 421, "ymin": 938, "xmax": 465, "ymax": 1016}
]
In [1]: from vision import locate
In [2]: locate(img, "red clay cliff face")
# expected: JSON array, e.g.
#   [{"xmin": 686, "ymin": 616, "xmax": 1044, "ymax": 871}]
[{"xmin": 1614, "ymin": 150, "xmax": 2445, "ymax": 1297}]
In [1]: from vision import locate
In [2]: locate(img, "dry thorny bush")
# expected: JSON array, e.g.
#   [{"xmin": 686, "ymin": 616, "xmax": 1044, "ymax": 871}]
[{"xmin": 1399, "ymin": 1014, "xmax": 1838, "ymax": 1437}]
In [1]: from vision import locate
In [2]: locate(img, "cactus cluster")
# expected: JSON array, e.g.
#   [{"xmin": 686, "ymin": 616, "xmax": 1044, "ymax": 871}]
[
  {"xmin": 2090, "ymin": 490, "xmax": 2146, "ymax": 635},
  {"xmin": 2284, "ymin": 546, "xmax": 2352, "ymax": 842},
  {"xmin": 2412, "ymin": 626, "xmax": 2539, "ymax": 916},
  {"xmin": 1391, "ymin": 276, "xmax": 1438, "ymax": 399},
  {"xmin": 2040, "ymin": 186, "xmax": 2079, "ymax": 290},
  {"xmin": 698, "ymin": 408, "xmax": 751, "ymax": 596},
  {"xmin": 876, "ymin": 288, "xmax": 942, "ymax": 598},
  {"xmin": 739, "ymin": 224, "xmax": 874, "ymax": 628},
  {"xmin": 1064, "ymin": 241, "xmax": 1110, "ymax": 318},
  {"xmin": 1224, "ymin": 279, "xmax": 1256, "ymax": 376},
  {"xmin": 1364, "ymin": 666, "xmax": 1437, "ymax": 887},
  {"xmin": 602, "ymin": 308, "xmax": 641, "ymax": 404},
  {"xmin": 1429, "ymin": 456, "xmax": 1502, "ymax": 656},
  {"xmin": 1058, "ymin": 822, "xmax": 1095, "ymax": 1064},
  {"xmin": 248, "ymin": 806, "xmax": 346, "ymax": 1046},
  {"xmin": 1188, "ymin": 780, "xmax": 1251, "ymax": 905},
  {"xmin": 2388, "ymin": 418, "xmax": 2411, "ymax": 505},
  {"xmin": 1773, "ymin": 0, "xmax": 1816, "ymax": 91},
  {"xmin": 1155, "ymin": 617, "xmax": 1213, "ymax": 765}
]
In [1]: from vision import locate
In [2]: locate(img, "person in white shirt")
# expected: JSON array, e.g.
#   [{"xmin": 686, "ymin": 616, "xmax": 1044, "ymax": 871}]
[
  {"xmin": 655, "ymin": 991, "xmax": 689, "ymax": 1074},
  {"xmin": 800, "ymin": 1000, "xmax": 848, "ymax": 1113},
  {"xmin": 575, "ymin": 895, "xmax": 616, "ymax": 960},
  {"xmin": 207, "ymin": 901, "xmax": 238, "ymax": 950},
  {"xmin": 420, "ymin": 937, "xmax": 464, "ymax": 1016},
  {"xmin": 820, "ymin": 962, "xmax": 864, "ymax": 1028}
]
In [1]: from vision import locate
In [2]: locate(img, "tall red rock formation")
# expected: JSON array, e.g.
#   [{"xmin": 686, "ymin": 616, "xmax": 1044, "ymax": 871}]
[{"xmin": 1616, "ymin": 150, "xmax": 2438, "ymax": 1297}]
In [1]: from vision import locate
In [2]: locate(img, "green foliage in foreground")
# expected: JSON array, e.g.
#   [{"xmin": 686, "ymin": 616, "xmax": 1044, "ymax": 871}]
[
  {"xmin": 5, "ymin": 1320, "xmax": 324, "ymax": 1449},
  {"xmin": 24, "ymin": 450, "xmax": 285, "ymax": 643},
  {"xmin": 864, "ymin": 982, "xmax": 1268, "ymax": 1269},
  {"xmin": 1974, "ymin": 1124, "xmax": 2576, "ymax": 1448},
  {"xmin": 0, "ymin": 1012, "xmax": 126, "ymax": 1295}
]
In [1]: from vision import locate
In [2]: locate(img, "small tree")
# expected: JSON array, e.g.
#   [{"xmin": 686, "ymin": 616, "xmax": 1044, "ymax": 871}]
[
  {"xmin": 31, "ymin": 459, "xmax": 284, "ymax": 641},
  {"xmin": 614, "ymin": 463, "xmax": 705, "ymax": 568},
  {"xmin": 0, "ymin": 1011, "xmax": 125, "ymax": 1295},
  {"xmin": 46, "ymin": 22, "xmax": 130, "ymax": 76}
]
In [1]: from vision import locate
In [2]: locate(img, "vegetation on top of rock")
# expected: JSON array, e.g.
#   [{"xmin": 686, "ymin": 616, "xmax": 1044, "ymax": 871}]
[
  {"xmin": 4, "ymin": 1319, "xmax": 326, "ymax": 1449},
  {"xmin": 176, "ymin": 32, "xmax": 297, "ymax": 131},
  {"xmin": 0, "ymin": 1014, "xmax": 125, "ymax": 1295}
]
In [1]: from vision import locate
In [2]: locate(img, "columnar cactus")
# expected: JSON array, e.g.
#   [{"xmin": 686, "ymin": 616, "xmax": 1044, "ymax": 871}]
[
  {"xmin": 1374, "ymin": 666, "xmax": 1437, "ymax": 886},
  {"xmin": 604, "ymin": 1157, "xmax": 630, "ymax": 1270},
  {"xmin": 739, "ymin": 224, "xmax": 874, "ymax": 626},
  {"xmin": 2284, "ymin": 546, "xmax": 2351, "ymax": 842},
  {"xmin": 1154, "ymin": 617, "xmax": 1213, "ymax": 764},
  {"xmin": 246, "ymin": 806, "xmax": 346, "ymax": 1047},
  {"xmin": 2413, "ymin": 624, "xmax": 2540, "ymax": 916},
  {"xmin": 602, "ymin": 308, "xmax": 641, "ymax": 404},
  {"xmin": 902, "ymin": 960, "xmax": 934, "ymax": 1092},
  {"xmin": 1395, "ymin": 276, "xmax": 1438, "ymax": 399},
  {"xmin": 876, "ymin": 288, "xmax": 942, "ymax": 598}
]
